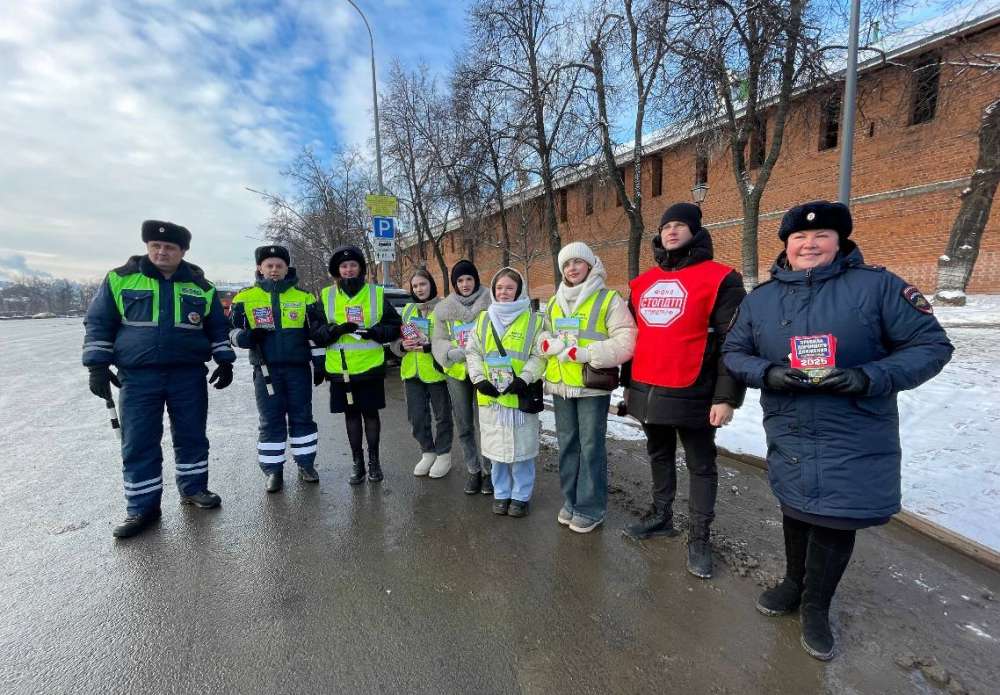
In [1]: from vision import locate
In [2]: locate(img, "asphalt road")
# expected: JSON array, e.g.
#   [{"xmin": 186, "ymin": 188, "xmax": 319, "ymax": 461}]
[{"xmin": 1, "ymin": 324, "xmax": 998, "ymax": 694}]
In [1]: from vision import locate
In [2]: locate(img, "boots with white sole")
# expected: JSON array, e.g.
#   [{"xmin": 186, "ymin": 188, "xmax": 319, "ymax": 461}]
[
  {"xmin": 428, "ymin": 452, "xmax": 452, "ymax": 478},
  {"xmin": 413, "ymin": 452, "xmax": 436, "ymax": 476}
]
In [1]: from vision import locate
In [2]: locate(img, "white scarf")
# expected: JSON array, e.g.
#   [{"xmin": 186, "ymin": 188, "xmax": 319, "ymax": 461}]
[
  {"xmin": 487, "ymin": 296, "xmax": 530, "ymax": 336},
  {"xmin": 556, "ymin": 257, "xmax": 608, "ymax": 316}
]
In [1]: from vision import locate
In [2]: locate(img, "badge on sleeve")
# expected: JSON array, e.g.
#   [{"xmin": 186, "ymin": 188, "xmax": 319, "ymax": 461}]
[{"xmin": 902, "ymin": 286, "xmax": 933, "ymax": 315}]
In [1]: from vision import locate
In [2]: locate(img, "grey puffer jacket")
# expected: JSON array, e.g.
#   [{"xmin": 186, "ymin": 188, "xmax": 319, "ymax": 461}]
[{"xmin": 430, "ymin": 286, "xmax": 491, "ymax": 376}]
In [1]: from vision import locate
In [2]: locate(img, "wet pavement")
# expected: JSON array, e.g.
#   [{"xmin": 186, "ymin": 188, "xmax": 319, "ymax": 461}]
[{"xmin": 1, "ymin": 319, "xmax": 999, "ymax": 694}]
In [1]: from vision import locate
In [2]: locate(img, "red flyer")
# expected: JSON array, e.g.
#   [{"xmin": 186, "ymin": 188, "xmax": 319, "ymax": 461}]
[
  {"xmin": 252, "ymin": 306, "xmax": 275, "ymax": 330},
  {"xmin": 789, "ymin": 334, "xmax": 837, "ymax": 381}
]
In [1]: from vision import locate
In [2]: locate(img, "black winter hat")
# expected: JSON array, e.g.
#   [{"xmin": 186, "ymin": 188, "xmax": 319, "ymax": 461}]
[
  {"xmin": 255, "ymin": 244, "xmax": 290, "ymax": 266},
  {"xmin": 328, "ymin": 245, "xmax": 367, "ymax": 278},
  {"xmin": 778, "ymin": 201, "xmax": 853, "ymax": 241},
  {"xmin": 450, "ymin": 259, "xmax": 480, "ymax": 293},
  {"xmin": 141, "ymin": 220, "xmax": 191, "ymax": 250},
  {"xmin": 659, "ymin": 203, "xmax": 702, "ymax": 232}
]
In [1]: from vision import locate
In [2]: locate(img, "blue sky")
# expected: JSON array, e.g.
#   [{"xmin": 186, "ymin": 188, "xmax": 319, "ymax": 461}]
[
  {"xmin": 0, "ymin": 0, "xmax": 468, "ymax": 282},
  {"xmin": 0, "ymin": 0, "xmax": 988, "ymax": 283}
]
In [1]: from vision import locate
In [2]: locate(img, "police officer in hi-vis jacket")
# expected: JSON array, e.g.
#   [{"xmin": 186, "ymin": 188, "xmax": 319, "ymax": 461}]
[
  {"xmin": 82, "ymin": 220, "xmax": 236, "ymax": 538},
  {"xmin": 229, "ymin": 245, "xmax": 325, "ymax": 494}
]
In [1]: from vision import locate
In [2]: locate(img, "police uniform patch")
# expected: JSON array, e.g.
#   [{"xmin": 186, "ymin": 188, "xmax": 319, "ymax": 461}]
[
  {"xmin": 187, "ymin": 311, "xmax": 202, "ymax": 324},
  {"xmin": 902, "ymin": 286, "xmax": 933, "ymax": 315}
]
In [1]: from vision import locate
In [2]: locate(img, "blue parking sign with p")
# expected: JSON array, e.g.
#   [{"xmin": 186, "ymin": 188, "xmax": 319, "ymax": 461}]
[{"xmin": 373, "ymin": 216, "xmax": 395, "ymax": 239}]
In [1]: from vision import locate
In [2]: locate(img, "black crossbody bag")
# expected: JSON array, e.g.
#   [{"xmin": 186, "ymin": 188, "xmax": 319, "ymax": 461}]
[{"xmin": 490, "ymin": 319, "xmax": 545, "ymax": 414}]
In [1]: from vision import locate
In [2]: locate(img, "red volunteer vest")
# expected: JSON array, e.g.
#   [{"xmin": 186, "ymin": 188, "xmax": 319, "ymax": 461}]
[{"xmin": 629, "ymin": 260, "xmax": 733, "ymax": 388}]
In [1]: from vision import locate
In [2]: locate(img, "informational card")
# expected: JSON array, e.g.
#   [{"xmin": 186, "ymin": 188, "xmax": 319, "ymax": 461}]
[
  {"xmin": 485, "ymin": 355, "xmax": 514, "ymax": 392},
  {"xmin": 345, "ymin": 305, "xmax": 364, "ymax": 325},
  {"xmin": 454, "ymin": 321, "xmax": 476, "ymax": 349},
  {"xmin": 790, "ymin": 334, "xmax": 837, "ymax": 381},
  {"xmin": 553, "ymin": 317, "xmax": 581, "ymax": 344},
  {"xmin": 252, "ymin": 306, "xmax": 275, "ymax": 330},
  {"xmin": 402, "ymin": 317, "xmax": 430, "ymax": 344}
]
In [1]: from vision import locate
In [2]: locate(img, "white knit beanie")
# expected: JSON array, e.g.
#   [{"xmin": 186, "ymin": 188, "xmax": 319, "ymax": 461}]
[{"xmin": 557, "ymin": 242, "xmax": 598, "ymax": 275}]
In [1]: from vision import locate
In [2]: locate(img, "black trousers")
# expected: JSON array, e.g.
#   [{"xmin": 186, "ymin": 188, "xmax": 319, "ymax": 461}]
[{"xmin": 642, "ymin": 423, "xmax": 718, "ymax": 531}]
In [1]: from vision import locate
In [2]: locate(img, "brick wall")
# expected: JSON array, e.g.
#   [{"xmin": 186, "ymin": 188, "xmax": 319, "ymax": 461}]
[{"xmin": 400, "ymin": 23, "xmax": 1000, "ymax": 299}]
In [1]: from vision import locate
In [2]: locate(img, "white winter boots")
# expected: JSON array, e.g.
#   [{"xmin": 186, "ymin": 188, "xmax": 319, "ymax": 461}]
[
  {"xmin": 414, "ymin": 452, "xmax": 452, "ymax": 478},
  {"xmin": 428, "ymin": 453, "xmax": 452, "ymax": 478},
  {"xmin": 413, "ymin": 452, "xmax": 436, "ymax": 476}
]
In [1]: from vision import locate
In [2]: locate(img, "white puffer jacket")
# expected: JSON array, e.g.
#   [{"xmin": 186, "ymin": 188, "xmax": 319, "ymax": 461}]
[{"xmin": 465, "ymin": 270, "xmax": 546, "ymax": 463}]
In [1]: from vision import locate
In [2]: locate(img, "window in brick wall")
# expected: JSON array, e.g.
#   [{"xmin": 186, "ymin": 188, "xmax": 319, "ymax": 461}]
[
  {"xmin": 651, "ymin": 155, "xmax": 663, "ymax": 197},
  {"xmin": 695, "ymin": 152, "xmax": 709, "ymax": 186},
  {"xmin": 819, "ymin": 95, "xmax": 841, "ymax": 151},
  {"xmin": 747, "ymin": 115, "xmax": 766, "ymax": 169},
  {"xmin": 585, "ymin": 179, "xmax": 594, "ymax": 215},
  {"xmin": 559, "ymin": 188, "xmax": 568, "ymax": 222},
  {"xmin": 616, "ymin": 168, "xmax": 625, "ymax": 207},
  {"xmin": 909, "ymin": 53, "xmax": 940, "ymax": 126}
]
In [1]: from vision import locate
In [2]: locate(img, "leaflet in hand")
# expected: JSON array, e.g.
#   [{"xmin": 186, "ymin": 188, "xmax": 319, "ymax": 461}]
[
  {"xmin": 485, "ymin": 355, "xmax": 514, "ymax": 393},
  {"xmin": 553, "ymin": 317, "xmax": 581, "ymax": 344},
  {"xmin": 252, "ymin": 306, "xmax": 275, "ymax": 330},
  {"xmin": 454, "ymin": 321, "xmax": 476, "ymax": 349},
  {"xmin": 789, "ymin": 334, "xmax": 837, "ymax": 382},
  {"xmin": 345, "ymin": 305, "xmax": 364, "ymax": 325},
  {"xmin": 402, "ymin": 317, "xmax": 430, "ymax": 344}
]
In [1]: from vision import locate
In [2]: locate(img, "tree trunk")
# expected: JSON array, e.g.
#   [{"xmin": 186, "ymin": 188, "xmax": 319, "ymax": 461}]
[
  {"xmin": 628, "ymin": 213, "xmax": 645, "ymax": 280},
  {"xmin": 741, "ymin": 194, "xmax": 762, "ymax": 288},
  {"xmin": 935, "ymin": 98, "xmax": 1000, "ymax": 305}
]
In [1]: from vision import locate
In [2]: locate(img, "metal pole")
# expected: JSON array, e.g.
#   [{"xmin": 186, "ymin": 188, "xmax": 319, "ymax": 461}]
[
  {"xmin": 837, "ymin": 0, "xmax": 861, "ymax": 205},
  {"xmin": 345, "ymin": 0, "xmax": 390, "ymax": 284}
]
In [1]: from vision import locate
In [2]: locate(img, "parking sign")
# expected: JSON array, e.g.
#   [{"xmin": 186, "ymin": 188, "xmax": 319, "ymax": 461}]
[{"xmin": 372, "ymin": 216, "xmax": 395, "ymax": 239}]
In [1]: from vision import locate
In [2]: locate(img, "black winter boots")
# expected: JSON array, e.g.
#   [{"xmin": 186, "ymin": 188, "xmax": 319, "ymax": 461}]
[
  {"xmin": 622, "ymin": 505, "xmax": 679, "ymax": 540},
  {"xmin": 348, "ymin": 453, "xmax": 366, "ymax": 485},
  {"xmin": 757, "ymin": 517, "xmax": 856, "ymax": 661},
  {"xmin": 112, "ymin": 507, "xmax": 162, "ymax": 539},
  {"xmin": 367, "ymin": 454, "xmax": 383, "ymax": 482}
]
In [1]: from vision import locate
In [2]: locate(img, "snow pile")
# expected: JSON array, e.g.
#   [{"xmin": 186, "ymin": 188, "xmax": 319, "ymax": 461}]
[{"xmin": 933, "ymin": 294, "xmax": 1000, "ymax": 327}]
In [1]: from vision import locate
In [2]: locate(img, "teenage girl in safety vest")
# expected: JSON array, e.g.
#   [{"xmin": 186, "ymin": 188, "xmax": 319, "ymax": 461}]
[
  {"xmin": 310, "ymin": 245, "xmax": 402, "ymax": 485},
  {"xmin": 430, "ymin": 260, "xmax": 493, "ymax": 495},
  {"xmin": 391, "ymin": 269, "xmax": 454, "ymax": 479},
  {"xmin": 537, "ymin": 242, "xmax": 636, "ymax": 533},
  {"xmin": 465, "ymin": 267, "xmax": 546, "ymax": 518}
]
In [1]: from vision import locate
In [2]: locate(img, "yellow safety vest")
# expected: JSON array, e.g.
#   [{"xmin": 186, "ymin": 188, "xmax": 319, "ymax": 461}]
[
  {"xmin": 443, "ymin": 319, "xmax": 476, "ymax": 381},
  {"xmin": 475, "ymin": 309, "xmax": 542, "ymax": 408},
  {"xmin": 544, "ymin": 289, "xmax": 616, "ymax": 388},
  {"xmin": 320, "ymin": 283, "xmax": 385, "ymax": 377},
  {"xmin": 231, "ymin": 285, "xmax": 312, "ymax": 330},
  {"xmin": 400, "ymin": 303, "xmax": 445, "ymax": 384}
]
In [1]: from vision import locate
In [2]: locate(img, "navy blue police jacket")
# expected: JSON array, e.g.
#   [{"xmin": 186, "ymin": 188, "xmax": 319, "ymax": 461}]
[
  {"xmin": 82, "ymin": 255, "xmax": 236, "ymax": 369},
  {"xmin": 722, "ymin": 244, "xmax": 953, "ymax": 519}
]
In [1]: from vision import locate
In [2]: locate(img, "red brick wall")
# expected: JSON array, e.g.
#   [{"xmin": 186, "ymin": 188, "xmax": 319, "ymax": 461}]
[{"xmin": 400, "ymin": 25, "xmax": 1000, "ymax": 298}]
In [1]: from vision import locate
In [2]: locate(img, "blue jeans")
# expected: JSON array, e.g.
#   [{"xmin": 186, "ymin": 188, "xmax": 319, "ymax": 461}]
[
  {"xmin": 553, "ymin": 394, "xmax": 611, "ymax": 523},
  {"xmin": 491, "ymin": 459, "xmax": 536, "ymax": 502}
]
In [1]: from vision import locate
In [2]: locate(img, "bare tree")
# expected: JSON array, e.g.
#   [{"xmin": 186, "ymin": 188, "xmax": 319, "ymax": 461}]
[
  {"xmin": 250, "ymin": 147, "xmax": 376, "ymax": 292},
  {"xmin": 668, "ymin": 0, "xmax": 830, "ymax": 286},
  {"xmin": 470, "ymin": 0, "xmax": 587, "ymax": 282},
  {"xmin": 933, "ymin": 43, "xmax": 1000, "ymax": 303},
  {"xmin": 573, "ymin": 0, "xmax": 671, "ymax": 279}
]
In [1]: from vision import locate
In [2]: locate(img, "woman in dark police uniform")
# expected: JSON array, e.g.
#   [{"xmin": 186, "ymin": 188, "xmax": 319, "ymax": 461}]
[{"xmin": 723, "ymin": 201, "xmax": 953, "ymax": 661}]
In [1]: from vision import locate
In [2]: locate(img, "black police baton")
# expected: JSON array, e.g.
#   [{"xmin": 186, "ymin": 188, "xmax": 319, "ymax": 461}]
[
  {"xmin": 105, "ymin": 395, "xmax": 122, "ymax": 440},
  {"xmin": 255, "ymin": 343, "xmax": 275, "ymax": 396}
]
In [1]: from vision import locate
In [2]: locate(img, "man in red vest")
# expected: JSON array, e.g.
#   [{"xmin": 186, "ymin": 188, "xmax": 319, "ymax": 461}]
[{"xmin": 623, "ymin": 202, "xmax": 746, "ymax": 579}]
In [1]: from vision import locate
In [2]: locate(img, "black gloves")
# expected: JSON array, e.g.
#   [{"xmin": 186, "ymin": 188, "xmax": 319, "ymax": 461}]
[
  {"xmin": 313, "ymin": 365, "xmax": 326, "ymax": 387},
  {"xmin": 88, "ymin": 366, "xmax": 120, "ymax": 400},
  {"xmin": 475, "ymin": 380, "xmax": 501, "ymax": 398},
  {"xmin": 209, "ymin": 363, "xmax": 233, "ymax": 389},
  {"xmin": 354, "ymin": 327, "xmax": 374, "ymax": 340},
  {"xmin": 336, "ymin": 322, "xmax": 359, "ymax": 337},
  {"xmin": 504, "ymin": 376, "xmax": 528, "ymax": 396},
  {"xmin": 816, "ymin": 368, "xmax": 870, "ymax": 395},
  {"xmin": 312, "ymin": 322, "xmax": 357, "ymax": 347},
  {"xmin": 764, "ymin": 366, "xmax": 813, "ymax": 392}
]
